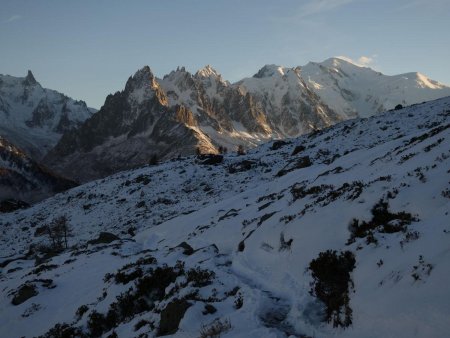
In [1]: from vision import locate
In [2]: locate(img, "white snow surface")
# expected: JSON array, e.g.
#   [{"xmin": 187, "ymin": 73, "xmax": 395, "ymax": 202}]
[
  {"xmin": 0, "ymin": 97, "xmax": 449, "ymax": 337},
  {"xmin": 301, "ymin": 58, "xmax": 450, "ymax": 118}
]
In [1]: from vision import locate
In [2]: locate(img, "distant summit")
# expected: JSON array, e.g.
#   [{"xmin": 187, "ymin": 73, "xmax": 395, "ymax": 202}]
[{"xmin": 0, "ymin": 71, "xmax": 94, "ymax": 159}]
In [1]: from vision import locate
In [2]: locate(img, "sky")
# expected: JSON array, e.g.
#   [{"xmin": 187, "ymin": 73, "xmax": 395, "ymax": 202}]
[{"xmin": 1, "ymin": 0, "xmax": 449, "ymax": 109}]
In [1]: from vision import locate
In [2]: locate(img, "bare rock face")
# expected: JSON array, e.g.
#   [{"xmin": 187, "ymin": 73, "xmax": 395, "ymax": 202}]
[
  {"xmin": 159, "ymin": 66, "xmax": 273, "ymax": 141},
  {"xmin": 45, "ymin": 67, "xmax": 211, "ymax": 182}
]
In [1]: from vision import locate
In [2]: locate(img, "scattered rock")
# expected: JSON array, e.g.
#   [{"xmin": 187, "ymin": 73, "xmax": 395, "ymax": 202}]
[
  {"xmin": 11, "ymin": 284, "xmax": 38, "ymax": 305},
  {"xmin": 158, "ymin": 299, "xmax": 192, "ymax": 336},
  {"xmin": 88, "ymin": 232, "xmax": 120, "ymax": 245}
]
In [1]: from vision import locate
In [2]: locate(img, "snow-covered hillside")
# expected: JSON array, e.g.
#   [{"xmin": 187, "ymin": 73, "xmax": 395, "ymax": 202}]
[
  {"xmin": 1, "ymin": 97, "xmax": 449, "ymax": 337},
  {"xmin": 0, "ymin": 71, "xmax": 94, "ymax": 159}
]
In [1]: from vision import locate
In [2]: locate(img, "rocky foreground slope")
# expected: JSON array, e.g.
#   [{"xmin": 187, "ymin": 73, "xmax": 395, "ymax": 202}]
[{"xmin": 0, "ymin": 97, "xmax": 449, "ymax": 337}]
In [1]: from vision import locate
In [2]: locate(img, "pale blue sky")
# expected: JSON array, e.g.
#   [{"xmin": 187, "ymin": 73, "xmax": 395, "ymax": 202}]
[{"xmin": 1, "ymin": 0, "xmax": 449, "ymax": 109}]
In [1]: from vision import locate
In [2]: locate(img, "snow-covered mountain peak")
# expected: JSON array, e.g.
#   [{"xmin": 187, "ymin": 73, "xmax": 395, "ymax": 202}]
[
  {"xmin": 408, "ymin": 72, "xmax": 447, "ymax": 90},
  {"xmin": 0, "ymin": 72, "xmax": 94, "ymax": 159},
  {"xmin": 125, "ymin": 66, "xmax": 159, "ymax": 93},
  {"xmin": 195, "ymin": 64, "xmax": 221, "ymax": 78},
  {"xmin": 253, "ymin": 64, "xmax": 286, "ymax": 78},
  {"xmin": 323, "ymin": 56, "xmax": 364, "ymax": 68}
]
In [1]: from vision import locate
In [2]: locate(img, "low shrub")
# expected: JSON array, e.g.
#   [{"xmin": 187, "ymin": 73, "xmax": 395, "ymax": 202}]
[{"xmin": 309, "ymin": 250, "xmax": 356, "ymax": 327}]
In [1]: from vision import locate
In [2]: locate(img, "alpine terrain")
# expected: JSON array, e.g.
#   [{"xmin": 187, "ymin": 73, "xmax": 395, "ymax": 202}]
[
  {"xmin": 45, "ymin": 58, "xmax": 450, "ymax": 182},
  {"xmin": 1, "ymin": 97, "xmax": 449, "ymax": 337},
  {"xmin": 0, "ymin": 71, "xmax": 94, "ymax": 160}
]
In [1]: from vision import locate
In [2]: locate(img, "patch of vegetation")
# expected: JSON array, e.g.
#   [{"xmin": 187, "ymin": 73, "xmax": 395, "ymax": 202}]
[
  {"xmin": 400, "ymin": 231, "xmax": 420, "ymax": 249},
  {"xmin": 30, "ymin": 264, "xmax": 59, "ymax": 275},
  {"xmin": 114, "ymin": 267, "xmax": 144, "ymax": 284},
  {"xmin": 257, "ymin": 212, "xmax": 277, "ymax": 226},
  {"xmin": 348, "ymin": 200, "xmax": 417, "ymax": 244},
  {"xmin": 76, "ymin": 305, "xmax": 89, "ymax": 320},
  {"xmin": 291, "ymin": 184, "xmax": 332, "ymax": 201},
  {"xmin": 309, "ymin": 250, "xmax": 356, "ymax": 328},
  {"xmin": 279, "ymin": 232, "xmax": 293, "ymax": 251},
  {"xmin": 186, "ymin": 267, "xmax": 215, "ymax": 287},
  {"xmin": 38, "ymin": 323, "xmax": 87, "ymax": 338},
  {"xmin": 442, "ymin": 188, "xmax": 450, "ymax": 199},
  {"xmin": 234, "ymin": 293, "xmax": 244, "ymax": 309},
  {"xmin": 411, "ymin": 255, "xmax": 433, "ymax": 282}
]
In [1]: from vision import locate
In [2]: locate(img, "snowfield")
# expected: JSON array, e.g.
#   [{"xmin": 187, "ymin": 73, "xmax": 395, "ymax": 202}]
[{"xmin": 0, "ymin": 97, "xmax": 449, "ymax": 337}]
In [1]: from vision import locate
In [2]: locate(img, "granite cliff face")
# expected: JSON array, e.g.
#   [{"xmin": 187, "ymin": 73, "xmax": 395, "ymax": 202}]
[{"xmin": 45, "ymin": 67, "xmax": 216, "ymax": 182}]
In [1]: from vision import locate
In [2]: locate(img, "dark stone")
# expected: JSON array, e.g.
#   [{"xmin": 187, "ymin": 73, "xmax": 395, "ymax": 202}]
[
  {"xmin": 158, "ymin": 299, "xmax": 192, "ymax": 336},
  {"xmin": 11, "ymin": 284, "xmax": 38, "ymax": 305},
  {"xmin": 197, "ymin": 154, "xmax": 223, "ymax": 165},
  {"xmin": 202, "ymin": 304, "xmax": 217, "ymax": 315},
  {"xmin": 271, "ymin": 140, "xmax": 289, "ymax": 150},
  {"xmin": 228, "ymin": 160, "xmax": 257, "ymax": 173},
  {"xmin": 176, "ymin": 242, "xmax": 194, "ymax": 255},
  {"xmin": 88, "ymin": 232, "xmax": 120, "ymax": 245},
  {"xmin": 291, "ymin": 145, "xmax": 306, "ymax": 156}
]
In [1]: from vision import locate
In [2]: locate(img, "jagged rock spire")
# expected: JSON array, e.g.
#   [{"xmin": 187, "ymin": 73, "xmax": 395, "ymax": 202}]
[
  {"xmin": 125, "ymin": 66, "xmax": 157, "ymax": 92},
  {"xmin": 23, "ymin": 70, "xmax": 37, "ymax": 86}
]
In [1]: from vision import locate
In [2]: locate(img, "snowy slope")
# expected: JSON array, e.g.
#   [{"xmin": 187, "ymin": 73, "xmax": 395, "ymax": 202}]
[
  {"xmin": 1, "ymin": 97, "xmax": 449, "ymax": 337},
  {"xmin": 0, "ymin": 71, "xmax": 94, "ymax": 159}
]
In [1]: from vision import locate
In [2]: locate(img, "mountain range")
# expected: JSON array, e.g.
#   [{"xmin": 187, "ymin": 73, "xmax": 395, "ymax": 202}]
[
  {"xmin": 2, "ymin": 57, "xmax": 450, "ymax": 186},
  {"xmin": 43, "ymin": 57, "xmax": 450, "ymax": 182}
]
